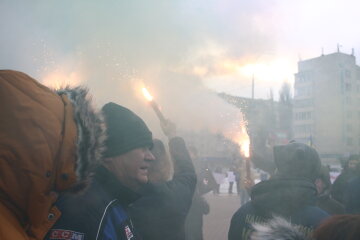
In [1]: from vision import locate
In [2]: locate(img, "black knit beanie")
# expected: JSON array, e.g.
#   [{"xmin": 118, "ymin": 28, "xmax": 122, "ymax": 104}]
[
  {"xmin": 102, "ymin": 102, "xmax": 153, "ymax": 158},
  {"xmin": 273, "ymin": 142, "xmax": 321, "ymax": 181}
]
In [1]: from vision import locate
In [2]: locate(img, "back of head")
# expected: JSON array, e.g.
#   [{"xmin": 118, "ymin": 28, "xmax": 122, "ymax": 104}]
[
  {"xmin": 273, "ymin": 142, "xmax": 321, "ymax": 181},
  {"xmin": 101, "ymin": 102, "xmax": 153, "ymax": 158},
  {"xmin": 313, "ymin": 215, "xmax": 360, "ymax": 240}
]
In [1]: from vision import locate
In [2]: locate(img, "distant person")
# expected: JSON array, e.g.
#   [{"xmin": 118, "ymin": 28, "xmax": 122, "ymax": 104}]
[
  {"xmin": 315, "ymin": 166, "xmax": 345, "ymax": 215},
  {"xmin": 331, "ymin": 154, "xmax": 360, "ymax": 204},
  {"xmin": 128, "ymin": 120, "xmax": 197, "ymax": 240},
  {"xmin": 46, "ymin": 103, "xmax": 155, "ymax": 240},
  {"xmin": 212, "ymin": 167, "xmax": 225, "ymax": 195},
  {"xmin": 227, "ymin": 167, "xmax": 236, "ymax": 194},
  {"xmin": 313, "ymin": 215, "xmax": 360, "ymax": 240},
  {"xmin": 0, "ymin": 70, "xmax": 105, "ymax": 240},
  {"xmin": 235, "ymin": 164, "xmax": 250, "ymax": 205},
  {"xmin": 228, "ymin": 142, "xmax": 329, "ymax": 240}
]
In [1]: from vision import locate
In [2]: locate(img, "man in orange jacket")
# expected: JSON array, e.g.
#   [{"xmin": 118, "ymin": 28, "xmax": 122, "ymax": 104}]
[{"xmin": 0, "ymin": 70, "xmax": 105, "ymax": 240}]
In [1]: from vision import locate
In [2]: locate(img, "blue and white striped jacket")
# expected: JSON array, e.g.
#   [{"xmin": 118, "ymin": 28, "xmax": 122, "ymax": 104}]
[{"xmin": 46, "ymin": 167, "xmax": 141, "ymax": 240}]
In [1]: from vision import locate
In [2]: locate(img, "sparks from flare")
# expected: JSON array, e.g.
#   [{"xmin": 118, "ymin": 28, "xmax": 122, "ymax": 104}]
[{"xmin": 233, "ymin": 120, "xmax": 250, "ymax": 158}]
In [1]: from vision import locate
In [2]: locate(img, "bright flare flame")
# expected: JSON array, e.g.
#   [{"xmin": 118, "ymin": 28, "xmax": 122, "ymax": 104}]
[
  {"xmin": 241, "ymin": 139, "xmax": 250, "ymax": 158},
  {"xmin": 232, "ymin": 121, "xmax": 250, "ymax": 158},
  {"xmin": 42, "ymin": 71, "xmax": 82, "ymax": 90},
  {"xmin": 142, "ymin": 87, "xmax": 153, "ymax": 101}
]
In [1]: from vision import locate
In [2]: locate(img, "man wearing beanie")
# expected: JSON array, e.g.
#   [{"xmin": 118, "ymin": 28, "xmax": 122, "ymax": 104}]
[
  {"xmin": 228, "ymin": 142, "xmax": 330, "ymax": 240},
  {"xmin": 46, "ymin": 102, "xmax": 155, "ymax": 240}
]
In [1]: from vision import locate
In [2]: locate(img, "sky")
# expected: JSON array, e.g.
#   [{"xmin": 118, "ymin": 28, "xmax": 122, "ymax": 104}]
[{"xmin": 1, "ymin": 0, "xmax": 360, "ymax": 138}]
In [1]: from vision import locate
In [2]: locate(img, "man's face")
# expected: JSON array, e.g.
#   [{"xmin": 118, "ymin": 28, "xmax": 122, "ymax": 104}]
[{"xmin": 105, "ymin": 147, "xmax": 155, "ymax": 191}]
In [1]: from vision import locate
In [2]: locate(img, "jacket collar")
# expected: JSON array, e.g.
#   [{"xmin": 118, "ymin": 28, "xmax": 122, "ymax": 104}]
[{"xmin": 94, "ymin": 166, "xmax": 141, "ymax": 206}]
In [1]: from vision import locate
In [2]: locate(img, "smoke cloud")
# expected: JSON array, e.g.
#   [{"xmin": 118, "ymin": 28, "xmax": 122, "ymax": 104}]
[{"xmin": 2, "ymin": 0, "xmax": 360, "ymax": 138}]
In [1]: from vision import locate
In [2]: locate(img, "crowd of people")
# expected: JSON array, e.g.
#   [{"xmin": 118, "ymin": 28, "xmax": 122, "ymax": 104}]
[{"xmin": 1, "ymin": 69, "xmax": 360, "ymax": 240}]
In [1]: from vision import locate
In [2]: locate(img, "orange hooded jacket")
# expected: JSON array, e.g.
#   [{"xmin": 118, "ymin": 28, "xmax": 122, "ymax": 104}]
[{"xmin": 0, "ymin": 70, "xmax": 105, "ymax": 240}]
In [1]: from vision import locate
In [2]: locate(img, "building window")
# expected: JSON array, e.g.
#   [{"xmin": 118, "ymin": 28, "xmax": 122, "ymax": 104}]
[
  {"xmin": 347, "ymin": 137, "xmax": 353, "ymax": 146},
  {"xmin": 346, "ymin": 83, "xmax": 352, "ymax": 92},
  {"xmin": 346, "ymin": 124, "xmax": 353, "ymax": 131},
  {"xmin": 347, "ymin": 111, "xmax": 353, "ymax": 119},
  {"xmin": 294, "ymin": 111, "xmax": 312, "ymax": 120}
]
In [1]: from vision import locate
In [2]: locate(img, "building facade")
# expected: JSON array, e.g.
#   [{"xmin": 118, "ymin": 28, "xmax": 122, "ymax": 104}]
[{"xmin": 293, "ymin": 52, "xmax": 360, "ymax": 161}]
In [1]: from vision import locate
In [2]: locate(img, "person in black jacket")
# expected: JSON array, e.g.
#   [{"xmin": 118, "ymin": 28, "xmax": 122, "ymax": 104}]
[
  {"xmin": 46, "ymin": 102, "xmax": 155, "ymax": 240},
  {"xmin": 331, "ymin": 155, "xmax": 360, "ymax": 205},
  {"xmin": 128, "ymin": 120, "xmax": 197, "ymax": 240},
  {"xmin": 228, "ymin": 142, "xmax": 330, "ymax": 240},
  {"xmin": 315, "ymin": 166, "xmax": 344, "ymax": 215}
]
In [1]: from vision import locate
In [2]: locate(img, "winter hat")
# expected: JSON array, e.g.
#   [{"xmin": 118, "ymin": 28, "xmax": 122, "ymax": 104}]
[
  {"xmin": 102, "ymin": 102, "xmax": 153, "ymax": 158},
  {"xmin": 273, "ymin": 142, "xmax": 321, "ymax": 181}
]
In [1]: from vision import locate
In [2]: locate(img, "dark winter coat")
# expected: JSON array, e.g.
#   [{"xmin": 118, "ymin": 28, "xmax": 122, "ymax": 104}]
[
  {"xmin": 45, "ymin": 166, "xmax": 142, "ymax": 240},
  {"xmin": 345, "ymin": 176, "xmax": 360, "ymax": 214},
  {"xmin": 331, "ymin": 170, "xmax": 358, "ymax": 205},
  {"xmin": 316, "ymin": 191, "xmax": 345, "ymax": 215},
  {"xmin": 128, "ymin": 137, "xmax": 196, "ymax": 240},
  {"xmin": 228, "ymin": 178, "xmax": 329, "ymax": 240}
]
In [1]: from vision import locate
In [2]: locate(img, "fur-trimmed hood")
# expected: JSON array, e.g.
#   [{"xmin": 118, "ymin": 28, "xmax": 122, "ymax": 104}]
[
  {"xmin": 251, "ymin": 216, "xmax": 311, "ymax": 240},
  {"xmin": 57, "ymin": 86, "xmax": 106, "ymax": 182},
  {"xmin": 0, "ymin": 70, "xmax": 106, "ymax": 239}
]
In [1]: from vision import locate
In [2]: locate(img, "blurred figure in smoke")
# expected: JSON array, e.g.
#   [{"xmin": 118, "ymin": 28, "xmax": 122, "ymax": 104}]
[
  {"xmin": 128, "ymin": 120, "xmax": 197, "ymax": 240},
  {"xmin": 185, "ymin": 146, "xmax": 215, "ymax": 240},
  {"xmin": 212, "ymin": 166, "xmax": 225, "ymax": 195},
  {"xmin": 227, "ymin": 167, "xmax": 236, "ymax": 194},
  {"xmin": 315, "ymin": 166, "xmax": 344, "ymax": 215},
  {"xmin": 331, "ymin": 154, "xmax": 360, "ymax": 205},
  {"xmin": 313, "ymin": 215, "xmax": 360, "ymax": 240},
  {"xmin": 228, "ymin": 142, "xmax": 329, "ymax": 240},
  {"xmin": 235, "ymin": 162, "xmax": 250, "ymax": 205}
]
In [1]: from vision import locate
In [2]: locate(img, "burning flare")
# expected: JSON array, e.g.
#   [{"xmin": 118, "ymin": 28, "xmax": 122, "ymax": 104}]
[
  {"xmin": 141, "ymin": 86, "xmax": 166, "ymax": 124},
  {"xmin": 241, "ymin": 139, "xmax": 250, "ymax": 158},
  {"xmin": 142, "ymin": 87, "xmax": 153, "ymax": 102},
  {"xmin": 233, "ymin": 120, "xmax": 250, "ymax": 158}
]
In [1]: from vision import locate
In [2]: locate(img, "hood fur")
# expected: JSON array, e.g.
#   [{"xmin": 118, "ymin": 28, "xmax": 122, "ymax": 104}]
[
  {"xmin": 251, "ymin": 216, "xmax": 311, "ymax": 240},
  {"xmin": 57, "ymin": 86, "xmax": 106, "ymax": 181}
]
